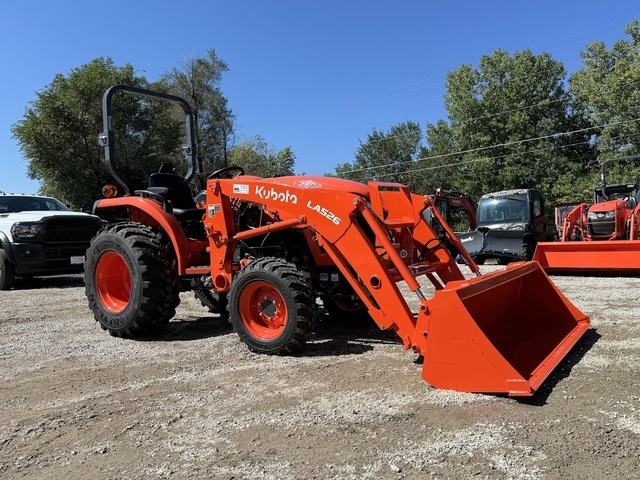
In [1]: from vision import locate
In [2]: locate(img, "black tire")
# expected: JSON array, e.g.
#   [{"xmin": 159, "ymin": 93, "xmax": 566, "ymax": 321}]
[
  {"xmin": 229, "ymin": 257, "xmax": 316, "ymax": 354},
  {"xmin": 524, "ymin": 242, "xmax": 535, "ymax": 261},
  {"xmin": 473, "ymin": 256, "xmax": 485, "ymax": 265},
  {"xmin": 321, "ymin": 294, "xmax": 371, "ymax": 324},
  {"xmin": 84, "ymin": 222, "xmax": 180, "ymax": 337},
  {"xmin": 194, "ymin": 288, "xmax": 228, "ymax": 315},
  {"xmin": 0, "ymin": 250, "xmax": 16, "ymax": 290}
]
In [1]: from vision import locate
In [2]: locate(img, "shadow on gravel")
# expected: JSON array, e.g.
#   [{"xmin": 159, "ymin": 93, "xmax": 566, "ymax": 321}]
[
  {"xmin": 12, "ymin": 274, "xmax": 84, "ymax": 290},
  {"xmin": 303, "ymin": 309, "xmax": 402, "ymax": 357},
  {"xmin": 141, "ymin": 315, "xmax": 233, "ymax": 342},
  {"xmin": 516, "ymin": 327, "xmax": 601, "ymax": 406}
]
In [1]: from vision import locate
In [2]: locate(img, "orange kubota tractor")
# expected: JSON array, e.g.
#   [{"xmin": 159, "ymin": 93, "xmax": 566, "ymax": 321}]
[
  {"xmin": 533, "ymin": 155, "xmax": 640, "ymax": 273},
  {"xmin": 85, "ymin": 86, "xmax": 590, "ymax": 396}
]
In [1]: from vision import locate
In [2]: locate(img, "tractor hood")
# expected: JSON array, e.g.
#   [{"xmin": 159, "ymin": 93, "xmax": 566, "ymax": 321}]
[{"xmin": 589, "ymin": 199, "xmax": 629, "ymax": 213}]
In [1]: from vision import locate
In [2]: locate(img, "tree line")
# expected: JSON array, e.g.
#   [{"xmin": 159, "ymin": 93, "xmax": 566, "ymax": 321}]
[
  {"xmin": 335, "ymin": 19, "xmax": 640, "ymax": 209},
  {"xmin": 12, "ymin": 20, "xmax": 640, "ymax": 211}
]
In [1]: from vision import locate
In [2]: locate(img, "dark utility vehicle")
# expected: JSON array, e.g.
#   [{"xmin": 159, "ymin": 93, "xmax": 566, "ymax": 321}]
[{"xmin": 456, "ymin": 188, "xmax": 548, "ymax": 264}]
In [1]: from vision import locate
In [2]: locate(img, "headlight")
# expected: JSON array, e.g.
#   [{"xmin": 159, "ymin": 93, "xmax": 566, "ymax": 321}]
[
  {"xmin": 11, "ymin": 222, "xmax": 44, "ymax": 239},
  {"xmin": 587, "ymin": 210, "xmax": 615, "ymax": 220}
]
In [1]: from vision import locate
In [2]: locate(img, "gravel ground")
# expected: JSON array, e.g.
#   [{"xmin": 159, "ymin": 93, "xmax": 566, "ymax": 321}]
[{"xmin": 0, "ymin": 265, "xmax": 639, "ymax": 479}]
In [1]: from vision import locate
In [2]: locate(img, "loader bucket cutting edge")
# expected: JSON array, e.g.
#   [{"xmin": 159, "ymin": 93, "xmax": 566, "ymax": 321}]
[
  {"xmin": 533, "ymin": 240, "xmax": 640, "ymax": 274},
  {"xmin": 420, "ymin": 262, "xmax": 590, "ymax": 396}
]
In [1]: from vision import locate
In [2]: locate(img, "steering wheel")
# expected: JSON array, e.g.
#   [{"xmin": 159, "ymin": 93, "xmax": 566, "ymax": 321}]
[{"xmin": 207, "ymin": 166, "xmax": 245, "ymax": 180}]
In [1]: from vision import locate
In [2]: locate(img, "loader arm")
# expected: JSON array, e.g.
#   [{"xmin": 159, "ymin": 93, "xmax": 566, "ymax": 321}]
[
  {"xmin": 559, "ymin": 203, "xmax": 588, "ymax": 242},
  {"xmin": 630, "ymin": 204, "xmax": 640, "ymax": 240}
]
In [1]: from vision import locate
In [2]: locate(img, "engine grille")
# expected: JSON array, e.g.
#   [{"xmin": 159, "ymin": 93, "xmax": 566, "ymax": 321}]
[
  {"xmin": 587, "ymin": 219, "xmax": 615, "ymax": 236},
  {"xmin": 43, "ymin": 217, "xmax": 102, "ymax": 242}
]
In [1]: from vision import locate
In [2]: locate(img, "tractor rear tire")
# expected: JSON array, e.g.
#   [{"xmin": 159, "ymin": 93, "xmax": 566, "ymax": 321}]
[
  {"xmin": 0, "ymin": 250, "xmax": 16, "ymax": 290},
  {"xmin": 84, "ymin": 222, "xmax": 180, "ymax": 337},
  {"xmin": 229, "ymin": 257, "xmax": 316, "ymax": 354}
]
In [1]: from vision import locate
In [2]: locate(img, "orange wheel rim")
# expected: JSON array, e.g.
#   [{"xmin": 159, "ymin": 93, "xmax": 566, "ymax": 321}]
[
  {"xmin": 238, "ymin": 280, "xmax": 287, "ymax": 340},
  {"xmin": 95, "ymin": 251, "xmax": 131, "ymax": 313}
]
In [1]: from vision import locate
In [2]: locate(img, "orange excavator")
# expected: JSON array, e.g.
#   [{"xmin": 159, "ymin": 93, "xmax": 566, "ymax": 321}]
[
  {"xmin": 428, "ymin": 188, "xmax": 477, "ymax": 231},
  {"xmin": 533, "ymin": 155, "xmax": 640, "ymax": 274},
  {"xmin": 84, "ymin": 85, "xmax": 591, "ymax": 397}
]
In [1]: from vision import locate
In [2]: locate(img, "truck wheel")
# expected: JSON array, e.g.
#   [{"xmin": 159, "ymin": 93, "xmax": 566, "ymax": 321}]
[
  {"xmin": 0, "ymin": 250, "xmax": 16, "ymax": 290},
  {"xmin": 84, "ymin": 223, "xmax": 180, "ymax": 337},
  {"xmin": 229, "ymin": 257, "xmax": 316, "ymax": 354}
]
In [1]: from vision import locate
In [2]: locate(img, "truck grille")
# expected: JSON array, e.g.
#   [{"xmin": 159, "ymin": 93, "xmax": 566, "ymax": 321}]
[{"xmin": 43, "ymin": 217, "xmax": 102, "ymax": 242}]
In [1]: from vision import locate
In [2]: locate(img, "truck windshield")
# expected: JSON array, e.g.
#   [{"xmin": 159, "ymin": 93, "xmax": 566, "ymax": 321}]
[
  {"xmin": 0, "ymin": 196, "xmax": 70, "ymax": 213},
  {"xmin": 477, "ymin": 194, "xmax": 529, "ymax": 225}
]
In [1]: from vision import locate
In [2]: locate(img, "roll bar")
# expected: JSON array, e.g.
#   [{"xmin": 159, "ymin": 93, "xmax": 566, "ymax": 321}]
[
  {"xmin": 598, "ymin": 154, "xmax": 640, "ymax": 200},
  {"xmin": 97, "ymin": 85, "xmax": 197, "ymax": 195}
]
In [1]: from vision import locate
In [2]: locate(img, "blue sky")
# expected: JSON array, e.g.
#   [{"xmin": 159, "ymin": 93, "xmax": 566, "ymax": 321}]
[{"xmin": 1, "ymin": 1, "xmax": 638, "ymax": 195}]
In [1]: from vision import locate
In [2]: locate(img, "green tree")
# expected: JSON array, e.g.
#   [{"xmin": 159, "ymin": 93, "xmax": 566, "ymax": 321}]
[
  {"xmin": 423, "ymin": 49, "xmax": 595, "ymax": 205},
  {"xmin": 569, "ymin": 18, "xmax": 640, "ymax": 185},
  {"xmin": 161, "ymin": 49, "xmax": 235, "ymax": 182},
  {"xmin": 335, "ymin": 121, "xmax": 423, "ymax": 183},
  {"xmin": 11, "ymin": 58, "xmax": 183, "ymax": 209},
  {"xmin": 229, "ymin": 136, "xmax": 296, "ymax": 177}
]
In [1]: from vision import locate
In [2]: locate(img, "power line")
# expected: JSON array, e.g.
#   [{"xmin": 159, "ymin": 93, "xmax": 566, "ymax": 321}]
[
  {"xmin": 317, "ymin": 18, "xmax": 635, "ymax": 117},
  {"xmin": 347, "ymin": 74, "xmax": 640, "ymax": 151},
  {"xmin": 323, "ymin": 20, "xmax": 639, "ymax": 158},
  {"xmin": 355, "ymin": 130, "xmax": 640, "ymax": 183},
  {"xmin": 338, "ymin": 116, "xmax": 640, "ymax": 177}
]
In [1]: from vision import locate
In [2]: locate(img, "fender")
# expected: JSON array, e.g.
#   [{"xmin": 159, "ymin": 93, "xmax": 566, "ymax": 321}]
[{"xmin": 94, "ymin": 197, "xmax": 192, "ymax": 273}]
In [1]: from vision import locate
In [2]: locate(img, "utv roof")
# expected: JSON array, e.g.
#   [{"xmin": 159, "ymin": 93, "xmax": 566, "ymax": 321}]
[{"xmin": 480, "ymin": 189, "xmax": 533, "ymax": 199}]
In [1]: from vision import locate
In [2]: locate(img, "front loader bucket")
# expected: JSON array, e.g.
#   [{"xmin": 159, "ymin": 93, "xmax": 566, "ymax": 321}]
[
  {"xmin": 533, "ymin": 240, "xmax": 640, "ymax": 274},
  {"xmin": 420, "ymin": 262, "xmax": 590, "ymax": 396}
]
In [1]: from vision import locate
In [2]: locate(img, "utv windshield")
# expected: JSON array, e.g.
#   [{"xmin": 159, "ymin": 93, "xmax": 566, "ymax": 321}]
[{"xmin": 477, "ymin": 193, "xmax": 529, "ymax": 225}]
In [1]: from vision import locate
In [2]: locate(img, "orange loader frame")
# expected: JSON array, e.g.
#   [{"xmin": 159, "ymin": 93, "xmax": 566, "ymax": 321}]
[{"xmin": 200, "ymin": 176, "xmax": 590, "ymax": 396}]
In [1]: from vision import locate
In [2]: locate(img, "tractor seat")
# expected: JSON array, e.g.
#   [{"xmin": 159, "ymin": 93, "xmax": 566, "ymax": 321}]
[{"xmin": 147, "ymin": 172, "xmax": 204, "ymax": 220}]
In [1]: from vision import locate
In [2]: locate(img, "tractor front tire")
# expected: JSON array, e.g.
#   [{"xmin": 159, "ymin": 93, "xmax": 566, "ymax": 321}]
[
  {"xmin": 0, "ymin": 250, "xmax": 16, "ymax": 290},
  {"xmin": 229, "ymin": 257, "xmax": 316, "ymax": 354},
  {"xmin": 84, "ymin": 223, "xmax": 180, "ymax": 337}
]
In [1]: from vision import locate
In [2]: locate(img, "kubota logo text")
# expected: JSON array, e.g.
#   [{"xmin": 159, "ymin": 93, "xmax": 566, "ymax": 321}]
[{"xmin": 255, "ymin": 186, "xmax": 298, "ymax": 204}]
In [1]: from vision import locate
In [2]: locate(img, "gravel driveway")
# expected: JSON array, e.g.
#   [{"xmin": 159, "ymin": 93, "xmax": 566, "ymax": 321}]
[{"xmin": 0, "ymin": 266, "xmax": 639, "ymax": 479}]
